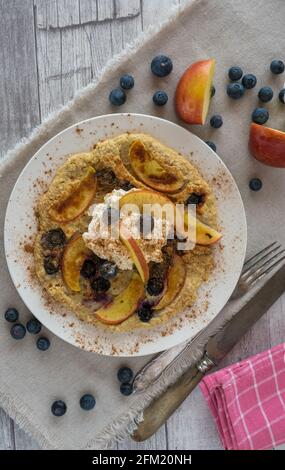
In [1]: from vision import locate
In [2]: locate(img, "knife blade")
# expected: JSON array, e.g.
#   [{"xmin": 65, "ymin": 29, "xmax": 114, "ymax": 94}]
[{"xmin": 132, "ymin": 263, "xmax": 285, "ymax": 442}]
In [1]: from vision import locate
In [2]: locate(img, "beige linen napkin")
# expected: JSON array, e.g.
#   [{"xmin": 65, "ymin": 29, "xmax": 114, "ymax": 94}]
[{"xmin": 1, "ymin": 0, "xmax": 285, "ymax": 449}]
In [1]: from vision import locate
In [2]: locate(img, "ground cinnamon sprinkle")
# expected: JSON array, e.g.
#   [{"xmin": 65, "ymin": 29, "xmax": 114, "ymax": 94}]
[{"xmin": 24, "ymin": 243, "xmax": 34, "ymax": 254}]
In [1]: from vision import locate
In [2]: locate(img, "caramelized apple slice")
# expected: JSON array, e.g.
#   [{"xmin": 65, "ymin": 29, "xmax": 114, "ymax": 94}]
[
  {"xmin": 49, "ymin": 166, "xmax": 97, "ymax": 223},
  {"xmin": 95, "ymin": 272, "xmax": 145, "ymax": 325},
  {"xmin": 119, "ymin": 226, "xmax": 149, "ymax": 283},
  {"xmin": 184, "ymin": 212, "xmax": 222, "ymax": 245},
  {"xmin": 61, "ymin": 233, "xmax": 93, "ymax": 292},
  {"xmin": 129, "ymin": 141, "xmax": 184, "ymax": 193},
  {"xmin": 154, "ymin": 255, "xmax": 186, "ymax": 310}
]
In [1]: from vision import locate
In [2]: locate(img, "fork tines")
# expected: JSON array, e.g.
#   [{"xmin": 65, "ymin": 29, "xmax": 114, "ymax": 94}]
[{"xmin": 241, "ymin": 241, "xmax": 285, "ymax": 287}]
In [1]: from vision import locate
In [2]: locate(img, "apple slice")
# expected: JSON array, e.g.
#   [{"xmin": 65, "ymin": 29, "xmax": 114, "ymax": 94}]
[
  {"xmin": 95, "ymin": 272, "xmax": 145, "ymax": 325},
  {"xmin": 61, "ymin": 233, "xmax": 93, "ymax": 292},
  {"xmin": 249, "ymin": 123, "xmax": 285, "ymax": 168},
  {"xmin": 153, "ymin": 255, "xmax": 186, "ymax": 310},
  {"xmin": 49, "ymin": 166, "xmax": 97, "ymax": 223},
  {"xmin": 119, "ymin": 226, "xmax": 149, "ymax": 283},
  {"xmin": 175, "ymin": 59, "xmax": 216, "ymax": 125},
  {"xmin": 184, "ymin": 211, "xmax": 222, "ymax": 245},
  {"xmin": 129, "ymin": 140, "xmax": 185, "ymax": 193}
]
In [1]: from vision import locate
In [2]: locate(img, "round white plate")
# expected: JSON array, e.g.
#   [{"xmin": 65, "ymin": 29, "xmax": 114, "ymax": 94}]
[{"xmin": 4, "ymin": 114, "xmax": 247, "ymax": 356}]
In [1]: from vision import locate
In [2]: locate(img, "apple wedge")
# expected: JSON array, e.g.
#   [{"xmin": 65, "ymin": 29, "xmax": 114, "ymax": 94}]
[
  {"xmin": 49, "ymin": 166, "xmax": 97, "ymax": 223},
  {"xmin": 129, "ymin": 140, "xmax": 185, "ymax": 193},
  {"xmin": 249, "ymin": 123, "xmax": 285, "ymax": 168},
  {"xmin": 61, "ymin": 233, "xmax": 93, "ymax": 292},
  {"xmin": 95, "ymin": 272, "xmax": 145, "ymax": 325},
  {"xmin": 184, "ymin": 211, "xmax": 222, "ymax": 245},
  {"xmin": 153, "ymin": 255, "xmax": 186, "ymax": 310},
  {"xmin": 175, "ymin": 59, "xmax": 216, "ymax": 125},
  {"xmin": 119, "ymin": 225, "xmax": 149, "ymax": 283}
]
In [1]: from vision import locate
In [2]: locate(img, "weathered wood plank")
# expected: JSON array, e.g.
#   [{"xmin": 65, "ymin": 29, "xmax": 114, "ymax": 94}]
[
  {"xmin": 14, "ymin": 423, "xmax": 41, "ymax": 450},
  {"xmin": 269, "ymin": 294, "xmax": 285, "ymax": 347},
  {"xmin": 79, "ymin": 0, "xmax": 98, "ymax": 24},
  {"xmin": 0, "ymin": 410, "xmax": 14, "ymax": 450},
  {"xmin": 34, "ymin": 0, "xmax": 58, "ymax": 29},
  {"xmin": 118, "ymin": 427, "xmax": 167, "ymax": 450},
  {"xmin": 96, "ymin": 0, "xmax": 114, "ymax": 21},
  {"xmin": 115, "ymin": 0, "xmax": 141, "ymax": 18},
  {"xmin": 57, "ymin": 0, "xmax": 80, "ymax": 28},
  {"xmin": 141, "ymin": 0, "xmax": 179, "ymax": 27}
]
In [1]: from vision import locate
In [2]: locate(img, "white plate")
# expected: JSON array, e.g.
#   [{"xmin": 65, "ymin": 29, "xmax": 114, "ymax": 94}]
[{"xmin": 4, "ymin": 114, "xmax": 247, "ymax": 357}]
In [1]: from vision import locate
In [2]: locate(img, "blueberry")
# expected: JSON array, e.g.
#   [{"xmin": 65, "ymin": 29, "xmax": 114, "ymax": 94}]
[
  {"xmin": 41, "ymin": 229, "xmax": 66, "ymax": 249},
  {"xmin": 279, "ymin": 89, "xmax": 285, "ymax": 104},
  {"xmin": 228, "ymin": 66, "xmax": 243, "ymax": 81},
  {"xmin": 205, "ymin": 141, "xmax": 216, "ymax": 152},
  {"xmin": 186, "ymin": 193, "xmax": 205, "ymax": 205},
  {"xmin": 153, "ymin": 90, "xmax": 168, "ymax": 106},
  {"xmin": 151, "ymin": 55, "xmax": 173, "ymax": 77},
  {"xmin": 249, "ymin": 178, "xmax": 262, "ymax": 192},
  {"xmin": 120, "ymin": 382, "xmax": 133, "ymax": 396},
  {"xmin": 242, "ymin": 74, "xmax": 257, "ymax": 89},
  {"xmin": 10, "ymin": 323, "xmax": 26, "ymax": 340},
  {"xmin": 258, "ymin": 86, "xmax": 273, "ymax": 103},
  {"xmin": 117, "ymin": 367, "xmax": 133, "ymax": 383},
  {"xmin": 51, "ymin": 400, "xmax": 66, "ymax": 417},
  {"xmin": 137, "ymin": 306, "xmax": 153, "ymax": 323},
  {"xmin": 36, "ymin": 337, "xmax": 50, "ymax": 351},
  {"xmin": 252, "ymin": 108, "xmax": 269, "ymax": 125},
  {"xmin": 119, "ymin": 180, "xmax": 134, "ymax": 191},
  {"xmin": 91, "ymin": 277, "xmax": 111, "ymax": 293},
  {"xmin": 80, "ymin": 394, "xmax": 96, "ymax": 411},
  {"xmin": 211, "ymin": 85, "xmax": 216, "ymax": 97},
  {"xmin": 119, "ymin": 74, "xmax": 134, "ymax": 90},
  {"xmin": 99, "ymin": 261, "xmax": 118, "ymax": 279},
  {"xmin": 227, "ymin": 82, "xmax": 245, "ymax": 99},
  {"xmin": 26, "ymin": 318, "xmax": 42, "ymax": 335},
  {"xmin": 4, "ymin": 308, "xmax": 19, "ymax": 323},
  {"xmin": 147, "ymin": 277, "xmax": 164, "ymax": 296},
  {"xmin": 210, "ymin": 114, "xmax": 223, "ymax": 129},
  {"xmin": 109, "ymin": 88, "xmax": 126, "ymax": 106},
  {"xmin": 43, "ymin": 256, "xmax": 60, "ymax": 275},
  {"xmin": 270, "ymin": 59, "xmax": 285, "ymax": 74},
  {"xmin": 81, "ymin": 259, "xmax": 97, "ymax": 279}
]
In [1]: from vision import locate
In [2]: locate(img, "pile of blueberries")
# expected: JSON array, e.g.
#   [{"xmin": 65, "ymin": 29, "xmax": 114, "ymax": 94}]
[
  {"xmin": 117, "ymin": 366, "xmax": 134, "ymax": 396},
  {"xmin": 4, "ymin": 307, "xmax": 50, "ymax": 351}
]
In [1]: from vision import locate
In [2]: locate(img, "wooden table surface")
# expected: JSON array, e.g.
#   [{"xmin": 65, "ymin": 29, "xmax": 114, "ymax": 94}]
[{"xmin": 1, "ymin": 0, "xmax": 284, "ymax": 450}]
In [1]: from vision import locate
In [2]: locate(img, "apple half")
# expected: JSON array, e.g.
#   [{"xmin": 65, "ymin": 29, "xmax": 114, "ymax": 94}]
[
  {"xmin": 49, "ymin": 166, "xmax": 97, "ymax": 223},
  {"xmin": 95, "ymin": 272, "xmax": 145, "ymax": 325},
  {"xmin": 249, "ymin": 123, "xmax": 285, "ymax": 168},
  {"xmin": 175, "ymin": 59, "xmax": 216, "ymax": 125},
  {"xmin": 61, "ymin": 232, "xmax": 93, "ymax": 292},
  {"xmin": 153, "ymin": 255, "xmax": 186, "ymax": 311}
]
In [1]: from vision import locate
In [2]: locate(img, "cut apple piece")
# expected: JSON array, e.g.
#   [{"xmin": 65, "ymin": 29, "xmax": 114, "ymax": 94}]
[
  {"xmin": 249, "ymin": 123, "xmax": 285, "ymax": 168},
  {"xmin": 184, "ymin": 212, "xmax": 222, "ymax": 245},
  {"xmin": 154, "ymin": 255, "xmax": 186, "ymax": 310},
  {"xmin": 119, "ymin": 226, "xmax": 149, "ymax": 283},
  {"xmin": 119, "ymin": 189, "xmax": 174, "ymax": 220},
  {"xmin": 175, "ymin": 59, "xmax": 216, "ymax": 125},
  {"xmin": 129, "ymin": 140, "xmax": 184, "ymax": 193},
  {"xmin": 61, "ymin": 233, "xmax": 93, "ymax": 292},
  {"xmin": 49, "ymin": 166, "xmax": 97, "ymax": 222},
  {"xmin": 95, "ymin": 272, "xmax": 145, "ymax": 325}
]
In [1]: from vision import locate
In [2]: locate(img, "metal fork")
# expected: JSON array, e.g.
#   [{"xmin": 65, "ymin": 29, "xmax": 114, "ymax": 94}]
[{"xmin": 133, "ymin": 241, "xmax": 285, "ymax": 393}]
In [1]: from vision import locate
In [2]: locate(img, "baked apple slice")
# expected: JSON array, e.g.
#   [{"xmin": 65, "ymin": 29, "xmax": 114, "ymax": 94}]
[
  {"xmin": 184, "ymin": 212, "xmax": 222, "ymax": 245},
  {"xmin": 129, "ymin": 140, "xmax": 184, "ymax": 193},
  {"xmin": 61, "ymin": 233, "xmax": 93, "ymax": 292},
  {"xmin": 49, "ymin": 166, "xmax": 97, "ymax": 223},
  {"xmin": 175, "ymin": 59, "xmax": 216, "ymax": 125},
  {"xmin": 153, "ymin": 255, "xmax": 186, "ymax": 310},
  {"xmin": 95, "ymin": 272, "xmax": 145, "ymax": 325},
  {"xmin": 119, "ymin": 226, "xmax": 149, "ymax": 283},
  {"xmin": 249, "ymin": 123, "xmax": 285, "ymax": 168}
]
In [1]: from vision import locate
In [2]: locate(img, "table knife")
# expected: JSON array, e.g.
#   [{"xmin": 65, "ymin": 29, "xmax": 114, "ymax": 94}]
[{"xmin": 132, "ymin": 263, "xmax": 285, "ymax": 442}]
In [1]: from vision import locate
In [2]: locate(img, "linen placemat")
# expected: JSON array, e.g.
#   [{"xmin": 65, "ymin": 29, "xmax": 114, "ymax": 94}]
[{"xmin": 1, "ymin": 0, "xmax": 285, "ymax": 449}]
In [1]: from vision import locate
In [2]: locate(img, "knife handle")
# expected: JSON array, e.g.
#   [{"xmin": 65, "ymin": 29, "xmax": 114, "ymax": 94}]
[{"xmin": 132, "ymin": 352, "xmax": 215, "ymax": 442}]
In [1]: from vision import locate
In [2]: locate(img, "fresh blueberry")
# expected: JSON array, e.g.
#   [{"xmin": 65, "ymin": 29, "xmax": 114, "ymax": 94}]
[
  {"xmin": 205, "ymin": 141, "xmax": 216, "ymax": 152},
  {"xmin": 252, "ymin": 108, "xmax": 269, "ymax": 125},
  {"xmin": 117, "ymin": 367, "xmax": 134, "ymax": 383},
  {"xmin": 279, "ymin": 89, "xmax": 285, "ymax": 104},
  {"xmin": 109, "ymin": 88, "xmax": 126, "ymax": 106},
  {"xmin": 137, "ymin": 305, "xmax": 153, "ymax": 322},
  {"xmin": 119, "ymin": 74, "xmax": 134, "ymax": 90},
  {"xmin": 186, "ymin": 193, "xmax": 205, "ymax": 205},
  {"xmin": 228, "ymin": 66, "xmax": 243, "ymax": 81},
  {"xmin": 41, "ymin": 229, "xmax": 66, "ymax": 250},
  {"xmin": 81, "ymin": 259, "xmax": 97, "ymax": 279},
  {"xmin": 151, "ymin": 55, "xmax": 173, "ymax": 77},
  {"xmin": 99, "ymin": 261, "xmax": 118, "ymax": 279},
  {"xmin": 43, "ymin": 256, "xmax": 60, "ymax": 275},
  {"xmin": 147, "ymin": 277, "xmax": 164, "ymax": 296},
  {"xmin": 26, "ymin": 318, "xmax": 42, "ymax": 335},
  {"xmin": 153, "ymin": 90, "xmax": 168, "ymax": 106},
  {"xmin": 120, "ymin": 382, "xmax": 133, "ymax": 396},
  {"xmin": 211, "ymin": 85, "xmax": 216, "ymax": 97},
  {"xmin": 4, "ymin": 308, "xmax": 19, "ymax": 323},
  {"xmin": 270, "ymin": 59, "xmax": 285, "ymax": 74},
  {"xmin": 242, "ymin": 74, "xmax": 257, "ymax": 89},
  {"xmin": 91, "ymin": 277, "xmax": 110, "ymax": 293},
  {"xmin": 51, "ymin": 400, "xmax": 66, "ymax": 417},
  {"xmin": 10, "ymin": 323, "xmax": 26, "ymax": 340},
  {"xmin": 249, "ymin": 178, "xmax": 262, "ymax": 192},
  {"xmin": 210, "ymin": 114, "xmax": 223, "ymax": 129},
  {"xmin": 258, "ymin": 86, "xmax": 274, "ymax": 103},
  {"xmin": 80, "ymin": 394, "xmax": 96, "ymax": 411},
  {"xmin": 227, "ymin": 82, "xmax": 245, "ymax": 99},
  {"xmin": 37, "ymin": 337, "xmax": 50, "ymax": 351}
]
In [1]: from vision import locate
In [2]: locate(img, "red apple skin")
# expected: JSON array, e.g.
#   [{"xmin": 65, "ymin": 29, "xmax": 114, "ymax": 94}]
[
  {"xmin": 175, "ymin": 59, "xmax": 216, "ymax": 125},
  {"xmin": 249, "ymin": 123, "xmax": 285, "ymax": 168}
]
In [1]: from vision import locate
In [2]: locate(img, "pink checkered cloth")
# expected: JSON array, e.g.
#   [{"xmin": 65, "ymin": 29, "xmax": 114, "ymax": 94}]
[{"xmin": 200, "ymin": 343, "xmax": 285, "ymax": 450}]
